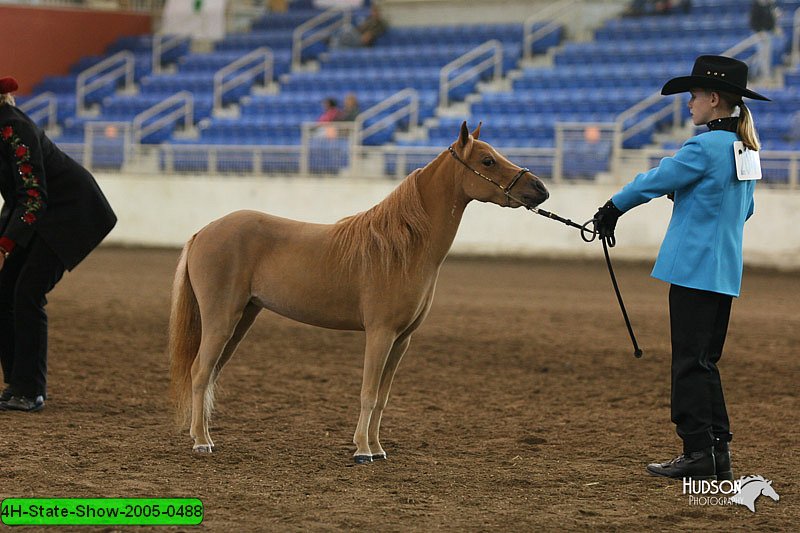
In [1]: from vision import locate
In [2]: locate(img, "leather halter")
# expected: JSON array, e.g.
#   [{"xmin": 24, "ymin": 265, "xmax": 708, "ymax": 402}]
[{"xmin": 448, "ymin": 145, "xmax": 531, "ymax": 207}]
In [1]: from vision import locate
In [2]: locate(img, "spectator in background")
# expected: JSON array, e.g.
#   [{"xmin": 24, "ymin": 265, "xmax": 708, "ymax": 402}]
[
  {"xmin": 317, "ymin": 98, "xmax": 342, "ymax": 123},
  {"xmin": 750, "ymin": 0, "xmax": 779, "ymax": 33},
  {"xmin": 622, "ymin": 0, "xmax": 691, "ymax": 16},
  {"xmin": 330, "ymin": 5, "xmax": 388, "ymax": 48},
  {"xmin": 339, "ymin": 93, "xmax": 360, "ymax": 121}
]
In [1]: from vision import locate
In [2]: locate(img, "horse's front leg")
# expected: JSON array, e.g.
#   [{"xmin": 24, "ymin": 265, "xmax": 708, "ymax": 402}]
[
  {"xmin": 367, "ymin": 335, "xmax": 412, "ymax": 461},
  {"xmin": 353, "ymin": 328, "xmax": 396, "ymax": 464}
]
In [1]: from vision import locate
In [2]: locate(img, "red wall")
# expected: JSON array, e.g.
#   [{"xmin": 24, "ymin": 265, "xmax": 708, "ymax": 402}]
[{"xmin": 0, "ymin": 6, "xmax": 152, "ymax": 95}]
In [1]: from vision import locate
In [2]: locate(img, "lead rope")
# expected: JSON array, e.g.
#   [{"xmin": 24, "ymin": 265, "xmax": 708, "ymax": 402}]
[
  {"xmin": 529, "ymin": 206, "xmax": 643, "ymax": 358},
  {"xmin": 447, "ymin": 146, "xmax": 642, "ymax": 357}
]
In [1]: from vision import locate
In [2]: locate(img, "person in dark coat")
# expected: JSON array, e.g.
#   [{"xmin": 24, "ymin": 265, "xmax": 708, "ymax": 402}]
[{"xmin": 0, "ymin": 77, "xmax": 116, "ymax": 412}]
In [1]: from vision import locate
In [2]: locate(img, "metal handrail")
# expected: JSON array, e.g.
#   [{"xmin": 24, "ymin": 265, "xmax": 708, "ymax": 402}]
[
  {"xmin": 152, "ymin": 34, "xmax": 188, "ymax": 74},
  {"xmin": 792, "ymin": 7, "xmax": 800, "ymax": 67},
  {"xmin": 439, "ymin": 40, "xmax": 503, "ymax": 108},
  {"xmin": 76, "ymin": 51, "xmax": 135, "ymax": 116},
  {"xmin": 213, "ymin": 47, "xmax": 273, "ymax": 114},
  {"xmin": 523, "ymin": 0, "xmax": 579, "ymax": 60},
  {"xmin": 18, "ymin": 92, "xmax": 57, "ymax": 132},
  {"xmin": 132, "ymin": 91, "xmax": 193, "ymax": 144},
  {"xmin": 613, "ymin": 32, "xmax": 772, "ymax": 156},
  {"xmin": 724, "ymin": 31, "xmax": 773, "ymax": 78},
  {"xmin": 291, "ymin": 7, "xmax": 352, "ymax": 69},
  {"xmin": 355, "ymin": 88, "xmax": 419, "ymax": 145}
]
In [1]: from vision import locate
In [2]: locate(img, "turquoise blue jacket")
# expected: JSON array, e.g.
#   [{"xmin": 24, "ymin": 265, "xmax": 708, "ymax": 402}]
[{"xmin": 612, "ymin": 130, "xmax": 755, "ymax": 297}]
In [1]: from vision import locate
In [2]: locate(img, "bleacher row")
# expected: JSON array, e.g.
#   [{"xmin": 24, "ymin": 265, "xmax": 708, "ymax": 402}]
[{"xmin": 14, "ymin": 0, "xmax": 800, "ymax": 181}]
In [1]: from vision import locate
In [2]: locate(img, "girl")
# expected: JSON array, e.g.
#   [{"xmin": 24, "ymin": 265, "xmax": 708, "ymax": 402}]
[{"xmin": 593, "ymin": 55, "xmax": 769, "ymax": 480}]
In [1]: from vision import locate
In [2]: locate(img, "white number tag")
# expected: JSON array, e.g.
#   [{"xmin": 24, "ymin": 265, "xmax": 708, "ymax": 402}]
[{"xmin": 733, "ymin": 141, "xmax": 761, "ymax": 181}]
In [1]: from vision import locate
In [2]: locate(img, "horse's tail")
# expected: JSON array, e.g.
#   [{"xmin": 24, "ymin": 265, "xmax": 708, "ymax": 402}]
[{"xmin": 168, "ymin": 235, "xmax": 201, "ymax": 427}]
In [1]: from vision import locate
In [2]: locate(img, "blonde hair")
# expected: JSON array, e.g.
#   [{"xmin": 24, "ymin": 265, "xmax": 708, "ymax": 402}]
[
  {"xmin": 718, "ymin": 90, "xmax": 760, "ymax": 151},
  {"xmin": 0, "ymin": 93, "xmax": 14, "ymax": 106}
]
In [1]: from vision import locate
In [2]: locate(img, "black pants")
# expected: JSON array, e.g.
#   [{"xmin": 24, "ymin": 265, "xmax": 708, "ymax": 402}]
[
  {"xmin": 0, "ymin": 236, "xmax": 65, "ymax": 398},
  {"xmin": 669, "ymin": 284, "xmax": 733, "ymax": 453}
]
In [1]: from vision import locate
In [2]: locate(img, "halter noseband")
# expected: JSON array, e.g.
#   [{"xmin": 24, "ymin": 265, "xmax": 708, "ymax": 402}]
[{"xmin": 448, "ymin": 145, "xmax": 531, "ymax": 208}]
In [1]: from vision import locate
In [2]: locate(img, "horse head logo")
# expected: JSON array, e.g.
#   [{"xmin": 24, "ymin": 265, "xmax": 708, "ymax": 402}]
[{"xmin": 729, "ymin": 476, "xmax": 780, "ymax": 513}]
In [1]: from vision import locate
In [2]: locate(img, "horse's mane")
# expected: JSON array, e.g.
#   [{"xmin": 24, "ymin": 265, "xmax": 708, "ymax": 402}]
[{"xmin": 328, "ymin": 166, "xmax": 433, "ymax": 276}]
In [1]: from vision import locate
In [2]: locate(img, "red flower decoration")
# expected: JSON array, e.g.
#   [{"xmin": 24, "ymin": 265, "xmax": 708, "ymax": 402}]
[
  {"xmin": 19, "ymin": 163, "xmax": 33, "ymax": 175},
  {"xmin": 15, "ymin": 145, "xmax": 28, "ymax": 158},
  {"xmin": 1, "ymin": 126, "xmax": 11, "ymax": 140},
  {"xmin": 22, "ymin": 212, "xmax": 36, "ymax": 224},
  {"xmin": 27, "ymin": 189, "xmax": 40, "ymax": 198}
]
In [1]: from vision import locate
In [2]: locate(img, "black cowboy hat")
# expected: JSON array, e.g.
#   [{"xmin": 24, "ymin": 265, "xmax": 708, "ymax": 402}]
[{"xmin": 661, "ymin": 55, "xmax": 770, "ymax": 101}]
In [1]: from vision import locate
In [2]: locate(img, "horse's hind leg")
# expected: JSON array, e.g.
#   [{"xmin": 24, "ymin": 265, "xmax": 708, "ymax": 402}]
[
  {"xmin": 192, "ymin": 302, "xmax": 261, "ymax": 452},
  {"xmin": 213, "ymin": 302, "xmax": 261, "ymax": 376},
  {"xmin": 368, "ymin": 334, "xmax": 412, "ymax": 461},
  {"xmin": 189, "ymin": 306, "xmax": 250, "ymax": 453},
  {"xmin": 353, "ymin": 328, "xmax": 396, "ymax": 463}
]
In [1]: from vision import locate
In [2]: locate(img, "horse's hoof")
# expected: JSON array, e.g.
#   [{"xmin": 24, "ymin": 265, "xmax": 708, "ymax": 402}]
[
  {"xmin": 371, "ymin": 452, "xmax": 387, "ymax": 461},
  {"xmin": 353, "ymin": 454, "xmax": 373, "ymax": 464},
  {"xmin": 193, "ymin": 444, "xmax": 213, "ymax": 453}
]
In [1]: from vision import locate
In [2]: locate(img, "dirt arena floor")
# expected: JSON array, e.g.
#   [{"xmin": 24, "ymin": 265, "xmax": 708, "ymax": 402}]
[{"xmin": 0, "ymin": 247, "xmax": 797, "ymax": 531}]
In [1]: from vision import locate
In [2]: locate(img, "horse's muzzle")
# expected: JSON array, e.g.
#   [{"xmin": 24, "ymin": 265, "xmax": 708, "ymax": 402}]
[{"xmin": 521, "ymin": 176, "xmax": 549, "ymax": 207}]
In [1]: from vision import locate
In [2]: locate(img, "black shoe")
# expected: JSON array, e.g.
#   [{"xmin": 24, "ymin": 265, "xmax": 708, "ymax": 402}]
[
  {"xmin": 714, "ymin": 439, "xmax": 733, "ymax": 481},
  {"xmin": 0, "ymin": 386, "xmax": 12, "ymax": 402},
  {"xmin": 646, "ymin": 447, "xmax": 716, "ymax": 480},
  {"xmin": 0, "ymin": 395, "xmax": 45, "ymax": 412}
]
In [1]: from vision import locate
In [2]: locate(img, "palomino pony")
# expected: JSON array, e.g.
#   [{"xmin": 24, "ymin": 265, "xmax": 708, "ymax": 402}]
[{"xmin": 169, "ymin": 122, "xmax": 549, "ymax": 463}]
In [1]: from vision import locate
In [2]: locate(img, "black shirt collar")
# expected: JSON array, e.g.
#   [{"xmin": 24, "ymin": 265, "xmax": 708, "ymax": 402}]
[{"xmin": 706, "ymin": 117, "xmax": 739, "ymax": 132}]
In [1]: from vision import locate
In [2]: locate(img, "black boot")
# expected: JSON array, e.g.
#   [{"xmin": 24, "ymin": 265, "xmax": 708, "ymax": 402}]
[
  {"xmin": 647, "ymin": 447, "xmax": 716, "ymax": 480},
  {"xmin": 714, "ymin": 439, "xmax": 733, "ymax": 481}
]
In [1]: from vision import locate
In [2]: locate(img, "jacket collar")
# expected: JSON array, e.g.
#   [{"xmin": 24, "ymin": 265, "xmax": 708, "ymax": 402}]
[{"xmin": 706, "ymin": 117, "xmax": 739, "ymax": 132}]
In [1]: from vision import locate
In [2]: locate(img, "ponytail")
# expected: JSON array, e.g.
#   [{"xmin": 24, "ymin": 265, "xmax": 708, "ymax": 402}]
[
  {"xmin": 737, "ymin": 101, "xmax": 760, "ymax": 151},
  {"xmin": 718, "ymin": 91, "xmax": 760, "ymax": 151}
]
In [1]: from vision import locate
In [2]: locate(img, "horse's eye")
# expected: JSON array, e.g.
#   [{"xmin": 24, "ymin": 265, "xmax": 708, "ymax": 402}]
[{"xmin": 481, "ymin": 157, "xmax": 495, "ymax": 167}]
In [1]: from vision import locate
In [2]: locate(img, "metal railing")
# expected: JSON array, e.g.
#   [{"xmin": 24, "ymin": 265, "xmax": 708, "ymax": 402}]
[
  {"xmin": 18, "ymin": 92, "xmax": 58, "ymax": 132},
  {"xmin": 613, "ymin": 93, "xmax": 682, "ymax": 159},
  {"xmin": 213, "ymin": 47, "xmax": 273, "ymax": 114},
  {"xmin": 296, "ymin": 89, "xmax": 419, "ymax": 175},
  {"xmin": 356, "ymin": 88, "xmax": 419, "ymax": 145},
  {"xmin": 439, "ymin": 40, "xmax": 503, "ymax": 109},
  {"xmin": 291, "ymin": 7, "xmax": 352, "ymax": 69},
  {"xmin": 55, "ymin": 132, "xmax": 800, "ymax": 188},
  {"xmin": 523, "ymin": 0, "xmax": 579, "ymax": 60},
  {"xmin": 76, "ymin": 51, "xmax": 135, "ymax": 116},
  {"xmin": 82, "ymin": 121, "xmax": 132, "ymax": 171},
  {"xmin": 132, "ymin": 91, "xmax": 194, "ymax": 144},
  {"xmin": 553, "ymin": 121, "xmax": 616, "ymax": 183},
  {"xmin": 620, "ymin": 147, "xmax": 800, "ymax": 189},
  {"xmin": 152, "ymin": 34, "xmax": 188, "ymax": 74},
  {"xmin": 792, "ymin": 7, "xmax": 800, "ymax": 67},
  {"xmin": 612, "ymin": 32, "xmax": 772, "ymax": 165}
]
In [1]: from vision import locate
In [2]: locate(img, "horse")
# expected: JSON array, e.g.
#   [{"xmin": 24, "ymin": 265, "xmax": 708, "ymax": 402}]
[
  {"xmin": 168, "ymin": 121, "xmax": 549, "ymax": 463},
  {"xmin": 730, "ymin": 475, "xmax": 780, "ymax": 512}
]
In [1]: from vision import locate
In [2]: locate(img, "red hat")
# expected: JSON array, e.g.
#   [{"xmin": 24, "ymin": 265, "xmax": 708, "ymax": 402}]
[{"xmin": 0, "ymin": 77, "xmax": 19, "ymax": 94}]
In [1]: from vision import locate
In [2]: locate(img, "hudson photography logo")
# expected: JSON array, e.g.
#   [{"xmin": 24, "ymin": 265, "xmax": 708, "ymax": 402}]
[{"xmin": 683, "ymin": 475, "xmax": 780, "ymax": 512}]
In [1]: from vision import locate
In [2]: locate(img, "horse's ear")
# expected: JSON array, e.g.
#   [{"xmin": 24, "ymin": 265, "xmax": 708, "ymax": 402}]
[
  {"xmin": 458, "ymin": 121, "xmax": 470, "ymax": 147},
  {"xmin": 471, "ymin": 122, "xmax": 482, "ymax": 140},
  {"xmin": 768, "ymin": 480, "xmax": 773, "ymax": 485}
]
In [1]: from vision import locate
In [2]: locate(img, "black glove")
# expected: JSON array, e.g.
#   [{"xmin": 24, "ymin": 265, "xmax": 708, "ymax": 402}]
[{"xmin": 593, "ymin": 200, "xmax": 623, "ymax": 242}]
